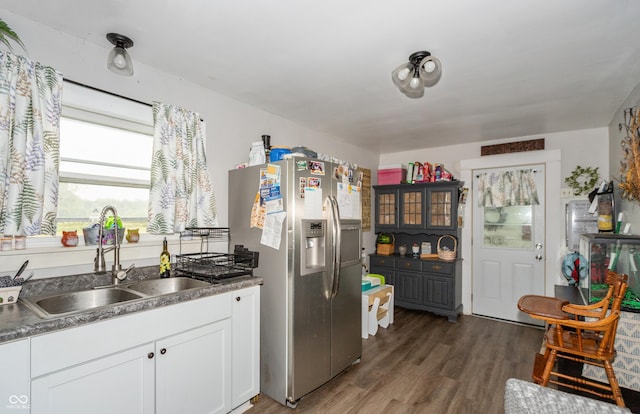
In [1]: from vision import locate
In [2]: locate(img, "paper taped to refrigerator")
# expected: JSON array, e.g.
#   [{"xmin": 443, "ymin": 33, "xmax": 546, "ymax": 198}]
[
  {"xmin": 261, "ymin": 211, "xmax": 286, "ymax": 249},
  {"xmin": 304, "ymin": 187, "xmax": 323, "ymax": 219},
  {"xmin": 337, "ymin": 182, "xmax": 361, "ymax": 219}
]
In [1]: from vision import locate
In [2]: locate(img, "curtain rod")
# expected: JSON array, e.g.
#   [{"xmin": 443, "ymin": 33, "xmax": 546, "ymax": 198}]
[
  {"xmin": 64, "ymin": 78, "xmax": 152, "ymax": 108},
  {"xmin": 475, "ymin": 169, "xmax": 540, "ymax": 178},
  {"xmin": 63, "ymin": 78, "xmax": 204, "ymax": 122}
]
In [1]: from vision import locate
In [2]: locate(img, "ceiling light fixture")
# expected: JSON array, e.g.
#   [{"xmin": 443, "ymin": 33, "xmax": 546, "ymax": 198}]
[
  {"xmin": 106, "ymin": 33, "xmax": 134, "ymax": 76},
  {"xmin": 391, "ymin": 51, "xmax": 442, "ymax": 98}
]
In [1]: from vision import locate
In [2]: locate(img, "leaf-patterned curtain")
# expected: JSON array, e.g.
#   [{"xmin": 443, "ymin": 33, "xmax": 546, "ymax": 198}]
[
  {"xmin": 0, "ymin": 51, "xmax": 62, "ymax": 236},
  {"xmin": 476, "ymin": 169, "xmax": 540, "ymax": 207},
  {"xmin": 147, "ymin": 102, "xmax": 217, "ymax": 233}
]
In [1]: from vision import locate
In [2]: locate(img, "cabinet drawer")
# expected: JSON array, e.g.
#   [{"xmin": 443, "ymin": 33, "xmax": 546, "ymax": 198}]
[
  {"xmin": 396, "ymin": 259, "xmax": 422, "ymax": 271},
  {"xmin": 422, "ymin": 261, "xmax": 454, "ymax": 275},
  {"xmin": 371, "ymin": 256, "xmax": 395, "ymax": 268}
]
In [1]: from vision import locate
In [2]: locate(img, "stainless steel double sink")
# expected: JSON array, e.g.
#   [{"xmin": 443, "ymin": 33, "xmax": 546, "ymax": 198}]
[{"xmin": 20, "ymin": 277, "xmax": 211, "ymax": 319}]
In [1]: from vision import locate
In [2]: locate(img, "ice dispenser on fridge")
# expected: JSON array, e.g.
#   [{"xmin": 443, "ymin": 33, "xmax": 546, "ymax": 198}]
[{"xmin": 301, "ymin": 219, "xmax": 326, "ymax": 275}]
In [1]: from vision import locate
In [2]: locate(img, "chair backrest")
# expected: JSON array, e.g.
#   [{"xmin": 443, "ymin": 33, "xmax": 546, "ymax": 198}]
[
  {"xmin": 586, "ymin": 271, "xmax": 629, "ymax": 320},
  {"xmin": 605, "ymin": 270, "xmax": 628, "ymax": 313},
  {"xmin": 554, "ymin": 271, "xmax": 629, "ymax": 356},
  {"xmin": 588, "ymin": 271, "xmax": 628, "ymax": 356},
  {"xmin": 604, "ymin": 271, "xmax": 628, "ymax": 353}
]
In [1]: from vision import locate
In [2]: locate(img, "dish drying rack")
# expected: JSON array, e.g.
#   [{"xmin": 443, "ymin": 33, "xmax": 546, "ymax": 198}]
[{"xmin": 176, "ymin": 227, "xmax": 259, "ymax": 282}]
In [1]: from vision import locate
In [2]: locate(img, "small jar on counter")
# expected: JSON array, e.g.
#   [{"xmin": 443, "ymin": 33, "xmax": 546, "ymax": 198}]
[
  {"xmin": 14, "ymin": 236, "xmax": 26, "ymax": 250},
  {"xmin": 1, "ymin": 236, "xmax": 13, "ymax": 251}
]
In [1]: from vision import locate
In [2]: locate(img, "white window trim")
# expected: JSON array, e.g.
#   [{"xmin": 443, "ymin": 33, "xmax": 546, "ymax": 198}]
[
  {"xmin": 0, "ymin": 81, "xmax": 182, "ymax": 279},
  {"xmin": 0, "ymin": 236, "xmax": 213, "ymax": 280}
]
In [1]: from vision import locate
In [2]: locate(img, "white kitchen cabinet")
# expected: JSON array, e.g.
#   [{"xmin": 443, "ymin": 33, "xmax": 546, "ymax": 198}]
[
  {"xmin": 231, "ymin": 285, "xmax": 260, "ymax": 409},
  {"xmin": 31, "ymin": 343, "xmax": 155, "ymax": 414},
  {"xmin": 24, "ymin": 286, "xmax": 260, "ymax": 414},
  {"xmin": 156, "ymin": 319, "xmax": 231, "ymax": 414},
  {"xmin": 29, "ymin": 290, "xmax": 239, "ymax": 414},
  {"xmin": 31, "ymin": 320, "xmax": 232, "ymax": 414},
  {"xmin": 0, "ymin": 338, "xmax": 30, "ymax": 411}
]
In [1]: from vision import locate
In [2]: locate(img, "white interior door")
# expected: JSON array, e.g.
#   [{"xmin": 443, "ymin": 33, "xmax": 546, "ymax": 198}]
[{"xmin": 472, "ymin": 165, "xmax": 545, "ymax": 325}]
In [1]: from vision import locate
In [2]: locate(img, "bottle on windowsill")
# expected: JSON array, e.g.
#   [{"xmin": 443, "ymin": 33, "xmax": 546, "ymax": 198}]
[{"xmin": 160, "ymin": 237, "xmax": 171, "ymax": 278}]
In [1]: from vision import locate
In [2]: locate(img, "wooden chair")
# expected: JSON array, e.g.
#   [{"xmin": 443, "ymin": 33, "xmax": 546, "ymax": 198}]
[{"xmin": 517, "ymin": 271, "xmax": 629, "ymax": 407}]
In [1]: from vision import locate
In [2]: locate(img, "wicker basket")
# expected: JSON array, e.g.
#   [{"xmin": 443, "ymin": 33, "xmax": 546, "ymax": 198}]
[
  {"xmin": 437, "ymin": 235, "xmax": 457, "ymax": 261},
  {"xmin": 376, "ymin": 233, "xmax": 395, "ymax": 256}
]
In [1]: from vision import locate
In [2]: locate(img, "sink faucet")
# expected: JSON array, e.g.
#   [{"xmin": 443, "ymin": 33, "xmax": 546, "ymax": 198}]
[{"xmin": 94, "ymin": 205, "xmax": 128, "ymax": 284}]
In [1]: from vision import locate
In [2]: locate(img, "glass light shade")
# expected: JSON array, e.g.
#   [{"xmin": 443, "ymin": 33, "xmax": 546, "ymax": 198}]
[
  {"xmin": 423, "ymin": 60, "xmax": 436, "ymax": 73},
  {"xmin": 391, "ymin": 62, "xmax": 413, "ymax": 89},
  {"xmin": 408, "ymin": 75, "xmax": 423, "ymax": 90},
  {"xmin": 403, "ymin": 83, "xmax": 425, "ymax": 98},
  {"xmin": 419, "ymin": 56, "xmax": 442, "ymax": 86},
  {"xmin": 107, "ymin": 47, "xmax": 134, "ymax": 76},
  {"xmin": 401, "ymin": 74, "xmax": 425, "ymax": 98}
]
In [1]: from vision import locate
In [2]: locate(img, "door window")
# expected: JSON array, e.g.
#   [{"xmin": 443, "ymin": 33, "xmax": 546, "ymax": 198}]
[{"xmin": 482, "ymin": 206, "xmax": 532, "ymax": 249}]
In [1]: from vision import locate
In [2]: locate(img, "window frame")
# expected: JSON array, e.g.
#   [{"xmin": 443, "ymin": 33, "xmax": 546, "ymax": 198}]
[{"xmin": 0, "ymin": 82, "xmax": 209, "ymax": 280}]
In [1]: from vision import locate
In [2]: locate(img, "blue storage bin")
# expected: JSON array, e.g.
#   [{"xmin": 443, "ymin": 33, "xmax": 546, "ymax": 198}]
[{"xmin": 269, "ymin": 147, "xmax": 291, "ymax": 162}]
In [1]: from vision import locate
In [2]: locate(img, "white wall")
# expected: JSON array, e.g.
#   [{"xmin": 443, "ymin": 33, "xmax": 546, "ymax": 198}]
[
  {"xmin": 380, "ymin": 128, "xmax": 610, "ymax": 314},
  {"xmin": 380, "ymin": 127, "xmax": 610, "ymax": 183},
  {"xmin": 0, "ymin": 11, "xmax": 378, "ymax": 277},
  {"xmin": 610, "ymin": 81, "xmax": 640, "ymax": 235}
]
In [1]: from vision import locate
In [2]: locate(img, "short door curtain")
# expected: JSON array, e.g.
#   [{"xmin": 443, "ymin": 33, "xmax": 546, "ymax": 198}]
[{"xmin": 476, "ymin": 169, "xmax": 539, "ymax": 208}]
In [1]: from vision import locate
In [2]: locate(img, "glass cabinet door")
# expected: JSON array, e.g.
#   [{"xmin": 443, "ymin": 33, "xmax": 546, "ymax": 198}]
[
  {"xmin": 375, "ymin": 188, "xmax": 398, "ymax": 230},
  {"xmin": 400, "ymin": 188, "xmax": 425, "ymax": 228},
  {"xmin": 427, "ymin": 187, "xmax": 456, "ymax": 230}
]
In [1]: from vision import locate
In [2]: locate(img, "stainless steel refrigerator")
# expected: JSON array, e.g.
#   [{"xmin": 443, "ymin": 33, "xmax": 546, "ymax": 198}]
[{"xmin": 228, "ymin": 158, "xmax": 362, "ymax": 407}]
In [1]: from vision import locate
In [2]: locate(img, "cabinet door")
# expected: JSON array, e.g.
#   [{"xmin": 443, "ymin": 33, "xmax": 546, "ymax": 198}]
[
  {"xmin": 423, "ymin": 274, "xmax": 454, "ymax": 310},
  {"xmin": 156, "ymin": 319, "xmax": 232, "ymax": 414},
  {"xmin": 232, "ymin": 285, "xmax": 260, "ymax": 409},
  {"xmin": 0, "ymin": 339, "xmax": 30, "ymax": 411},
  {"xmin": 31, "ymin": 343, "xmax": 155, "ymax": 414},
  {"xmin": 370, "ymin": 265, "xmax": 395, "ymax": 286},
  {"xmin": 374, "ymin": 186, "xmax": 399, "ymax": 231},
  {"xmin": 395, "ymin": 271, "xmax": 422, "ymax": 304},
  {"xmin": 426, "ymin": 186, "xmax": 458, "ymax": 231},
  {"xmin": 369, "ymin": 256, "xmax": 395, "ymax": 286},
  {"xmin": 399, "ymin": 187, "xmax": 426, "ymax": 229}
]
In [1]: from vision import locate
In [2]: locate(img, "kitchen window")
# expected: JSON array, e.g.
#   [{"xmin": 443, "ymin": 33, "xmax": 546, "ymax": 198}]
[
  {"xmin": 2, "ymin": 82, "xmax": 195, "ymax": 279},
  {"xmin": 47, "ymin": 81, "xmax": 154, "ymax": 240},
  {"xmin": 57, "ymin": 115, "xmax": 152, "ymax": 235}
]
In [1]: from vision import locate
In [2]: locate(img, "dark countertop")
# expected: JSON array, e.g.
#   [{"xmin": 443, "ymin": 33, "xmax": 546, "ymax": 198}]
[
  {"xmin": 0, "ymin": 269, "xmax": 262, "ymax": 344},
  {"xmin": 370, "ymin": 252, "xmax": 462, "ymax": 262}
]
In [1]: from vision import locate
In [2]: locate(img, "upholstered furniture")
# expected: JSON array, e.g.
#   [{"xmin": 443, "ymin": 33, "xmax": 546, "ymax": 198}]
[{"xmin": 504, "ymin": 378, "xmax": 631, "ymax": 413}]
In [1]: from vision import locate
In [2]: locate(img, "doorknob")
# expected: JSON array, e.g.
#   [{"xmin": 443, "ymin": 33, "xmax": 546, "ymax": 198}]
[
  {"xmin": 535, "ymin": 255, "xmax": 543, "ymax": 261},
  {"xmin": 535, "ymin": 243, "xmax": 543, "ymax": 250}
]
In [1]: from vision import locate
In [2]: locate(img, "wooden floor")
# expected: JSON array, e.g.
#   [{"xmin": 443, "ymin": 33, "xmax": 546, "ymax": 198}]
[{"xmin": 245, "ymin": 307, "xmax": 543, "ymax": 414}]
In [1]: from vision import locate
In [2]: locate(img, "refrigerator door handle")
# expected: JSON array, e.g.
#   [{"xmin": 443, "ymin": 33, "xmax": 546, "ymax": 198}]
[{"xmin": 329, "ymin": 195, "xmax": 342, "ymax": 298}]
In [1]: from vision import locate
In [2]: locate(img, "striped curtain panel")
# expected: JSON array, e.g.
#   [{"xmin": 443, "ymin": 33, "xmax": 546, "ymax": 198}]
[
  {"xmin": 0, "ymin": 51, "xmax": 63, "ymax": 236},
  {"xmin": 476, "ymin": 169, "xmax": 540, "ymax": 207},
  {"xmin": 147, "ymin": 102, "xmax": 218, "ymax": 233}
]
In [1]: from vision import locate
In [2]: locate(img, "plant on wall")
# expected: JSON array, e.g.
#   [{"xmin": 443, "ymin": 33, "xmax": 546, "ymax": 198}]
[
  {"xmin": 0, "ymin": 18, "xmax": 25, "ymax": 51},
  {"xmin": 620, "ymin": 107, "xmax": 640, "ymax": 201},
  {"xmin": 565, "ymin": 165, "xmax": 599, "ymax": 196}
]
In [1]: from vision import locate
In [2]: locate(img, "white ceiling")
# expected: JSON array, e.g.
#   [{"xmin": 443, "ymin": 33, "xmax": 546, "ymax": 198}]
[{"xmin": 3, "ymin": 0, "xmax": 640, "ymax": 153}]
